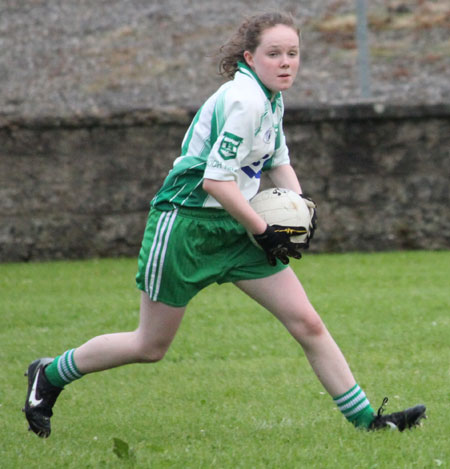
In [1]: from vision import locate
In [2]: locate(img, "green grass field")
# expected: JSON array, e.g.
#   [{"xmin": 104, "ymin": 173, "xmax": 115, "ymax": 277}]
[{"xmin": 1, "ymin": 251, "xmax": 449, "ymax": 468}]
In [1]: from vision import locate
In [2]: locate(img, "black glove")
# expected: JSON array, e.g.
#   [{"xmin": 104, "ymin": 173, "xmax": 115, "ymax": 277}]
[
  {"xmin": 253, "ymin": 224, "xmax": 305, "ymax": 266},
  {"xmin": 300, "ymin": 194, "xmax": 317, "ymax": 244}
]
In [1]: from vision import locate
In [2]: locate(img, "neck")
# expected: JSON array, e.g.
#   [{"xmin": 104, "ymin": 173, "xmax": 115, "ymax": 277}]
[{"xmin": 237, "ymin": 61, "xmax": 280, "ymax": 102}]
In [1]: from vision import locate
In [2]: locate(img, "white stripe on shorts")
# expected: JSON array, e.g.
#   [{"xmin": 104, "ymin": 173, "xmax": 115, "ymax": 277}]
[
  {"xmin": 144, "ymin": 211, "xmax": 167, "ymax": 295},
  {"xmin": 153, "ymin": 210, "xmax": 177, "ymax": 299},
  {"xmin": 145, "ymin": 209, "xmax": 178, "ymax": 301}
]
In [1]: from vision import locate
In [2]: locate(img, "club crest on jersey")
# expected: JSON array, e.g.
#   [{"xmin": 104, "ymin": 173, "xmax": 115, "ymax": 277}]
[
  {"xmin": 263, "ymin": 129, "xmax": 272, "ymax": 143},
  {"xmin": 219, "ymin": 132, "xmax": 243, "ymax": 160}
]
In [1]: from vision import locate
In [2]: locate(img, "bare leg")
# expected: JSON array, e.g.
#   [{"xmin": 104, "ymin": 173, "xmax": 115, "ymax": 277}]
[
  {"xmin": 73, "ymin": 292, "xmax": 186, "ymax": 374},
  {"xmin": 235, "ymin": 267, "xmax": 355, "ymax": 396}
]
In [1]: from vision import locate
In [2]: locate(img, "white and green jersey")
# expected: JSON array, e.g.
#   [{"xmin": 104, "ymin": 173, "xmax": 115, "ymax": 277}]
[{"xmin": 152, "ymin": 62, "xmax": 290, "ymax": 210}]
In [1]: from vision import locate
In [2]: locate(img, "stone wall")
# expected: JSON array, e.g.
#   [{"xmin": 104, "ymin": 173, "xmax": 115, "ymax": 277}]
[{"xmin": 0, "ymin": 104, "xmax": 449, "ymax": 262}]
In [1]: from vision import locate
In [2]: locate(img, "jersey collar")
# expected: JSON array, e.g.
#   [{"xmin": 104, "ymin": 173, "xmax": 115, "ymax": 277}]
[{"xmin": 237, "ymin": 62, "xmax": 281, "ymax": 110}]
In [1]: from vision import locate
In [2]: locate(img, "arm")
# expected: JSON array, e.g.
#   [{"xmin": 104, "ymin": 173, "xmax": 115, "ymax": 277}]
[
  {"xmin": 267, "ymin": 163, "xmax": 317, "ymax": 243},
  {"xmin": 266, "ymin": 164, "xmax": 303, "ymax": 194},
  {"xmin": 203, "ymin": 177, "xmax": 303, "ymax": 265},
  {"xmin": 202, "ymin": 178, "xmax": 267, "ymax": 235}
]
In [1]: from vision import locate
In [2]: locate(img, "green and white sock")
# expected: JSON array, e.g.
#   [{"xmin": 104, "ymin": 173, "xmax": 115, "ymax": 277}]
[
  {"xmin": 44, "ymin": 349, "xmax": 84, "ymax": 388},
  {"xmin": 333, "ymin": 383, "xmax": 375, "ymax": 429}
]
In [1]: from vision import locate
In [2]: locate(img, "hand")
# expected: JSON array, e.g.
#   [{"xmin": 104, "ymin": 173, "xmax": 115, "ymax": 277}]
[
  {"xmin": 253, "ymin": 224, "xmax": 304, "ymax": 266},
  {"xmin": 300, "ymin": 194, "xmax": 317, "ymax": 244}
]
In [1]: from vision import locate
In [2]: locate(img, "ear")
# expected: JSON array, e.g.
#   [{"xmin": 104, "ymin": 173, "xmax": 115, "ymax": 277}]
[{"xmin": 243, "ymin": 50, "xmax": 254, "ymax": 68}]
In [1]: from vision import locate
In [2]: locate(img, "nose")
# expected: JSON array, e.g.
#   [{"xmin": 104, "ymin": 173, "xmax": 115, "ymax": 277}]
[{"xmin": 280, "ymin": 54, "xmax": 290, "ymax": 68}]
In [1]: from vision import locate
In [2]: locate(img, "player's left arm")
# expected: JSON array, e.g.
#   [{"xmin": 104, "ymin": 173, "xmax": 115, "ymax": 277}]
[
  {"xmin": 266, "ymin": 164, "xmax": 302, "ymax": 194},
  {"xmin": 267, "ymin": 163, "xmax": 317, "ymax": 242},
  {"xmin": 265, "ymin": 112, "xmax": 302, "ymax": 194}
]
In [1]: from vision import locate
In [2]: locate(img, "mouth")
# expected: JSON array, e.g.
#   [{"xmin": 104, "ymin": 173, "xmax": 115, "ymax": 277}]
[{"xmin": 278, "ymin": 74, "xmax": 291, "ymax": 78}]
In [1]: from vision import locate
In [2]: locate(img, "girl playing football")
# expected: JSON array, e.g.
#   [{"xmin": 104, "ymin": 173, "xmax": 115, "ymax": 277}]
[{"xmin": 24, "ymin": 12, "xmax": 425, "ymax": 437}]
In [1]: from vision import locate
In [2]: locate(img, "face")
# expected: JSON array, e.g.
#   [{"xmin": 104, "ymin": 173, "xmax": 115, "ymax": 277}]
[{"xmin": 244, "ymin": 24, "xmax": 300, "ymax": 94}]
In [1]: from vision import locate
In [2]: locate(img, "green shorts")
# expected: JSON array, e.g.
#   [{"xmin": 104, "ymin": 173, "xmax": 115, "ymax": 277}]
[{"xmin": 136, "ymin": 206, "xmax": 287, "ymax": 307}]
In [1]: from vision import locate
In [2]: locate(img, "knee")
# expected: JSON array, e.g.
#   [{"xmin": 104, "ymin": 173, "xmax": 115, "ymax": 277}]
[
  {"xmin": 303, "ymin": 314, "xmax": 326, "ymax": 337},
  {"xmin": 289, "ymin": 310, "xmax": 326, "ymax": 340},
  {"xmin": 140, "ymin": 351, "xmax": 166, "ymax": 363},
  {"xmin": 134, "ymin": 341, "xmax": 169, "ymax": 364},
  {"xmin": 138, "ymin": 349, "xmax": 167, "ymax": 364}
]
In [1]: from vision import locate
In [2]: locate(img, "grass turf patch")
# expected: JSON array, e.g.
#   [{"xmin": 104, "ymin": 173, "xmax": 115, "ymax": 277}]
[{"xmin": 0, "ymin": 251, "xmax": 448, "ymax": 468}]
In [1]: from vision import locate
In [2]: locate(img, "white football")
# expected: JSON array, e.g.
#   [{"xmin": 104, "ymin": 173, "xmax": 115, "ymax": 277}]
[{"xmin": 248, "ymin": 188, "xmax": 311, "ymax": 246}]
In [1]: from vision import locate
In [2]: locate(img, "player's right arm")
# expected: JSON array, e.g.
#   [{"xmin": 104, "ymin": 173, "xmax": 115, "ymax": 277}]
[
  {"xmin": 202, "ymin": 178, "xmax": 267, "ymax": 235},
  {"xmin": 202, "ymin": 178, "xmax": 301, "ymax": 265}
]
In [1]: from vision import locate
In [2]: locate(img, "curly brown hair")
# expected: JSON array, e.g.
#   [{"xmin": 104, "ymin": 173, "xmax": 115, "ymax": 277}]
[{"xmin": 218, "ymin": 12, "xmax": 300, "ymax": 79}]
